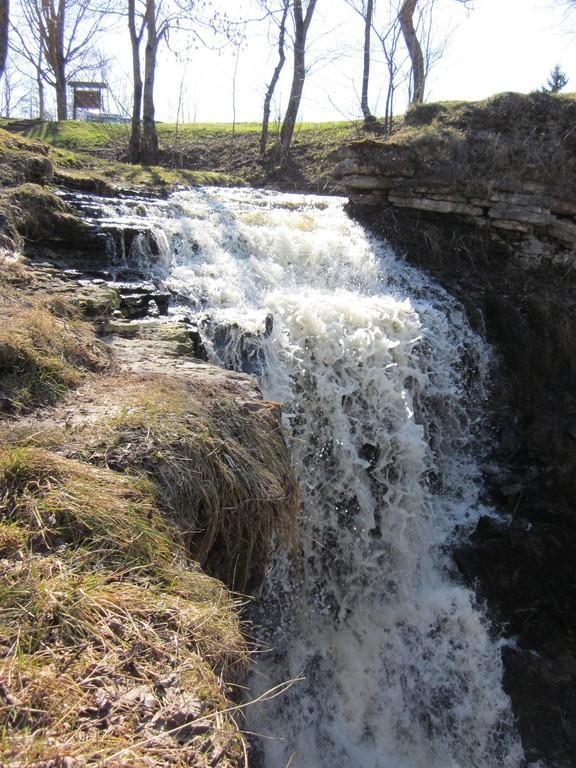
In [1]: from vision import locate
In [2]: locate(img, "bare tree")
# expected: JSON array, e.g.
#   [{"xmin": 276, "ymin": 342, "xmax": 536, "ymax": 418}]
[
  {"xmin": 0, "ymin": 61, "xmax": 28, "ymax": 114},
  {"xmin": 141, "ymin": 0, "xmax": 158, "ymax": 163},
  {"xmin": 398, "ymin": 0, "xmax": 424, "ymax": 103},
  {"xmin": 10, "ymin": 22, "xmax": 48, "ymax": 118},
  {"xmin": 419, "ymin": 0, "xmax": 450, "ymax": 96},
  {"xmin": 128, "ymin": 0, "xmax": 145, "ymax": 162},
  {"xmin": 126, "ymin": 0, "xmax": 175, "ymax": 164},
  {"xmin": 13, "ymin": 0, "xmax": 109, "ymax": 120},
  {"xmin": 0, "ymin": 0, "xmax": 8, "ymax": 82},
  {"xmin": 274, "ymin": 0, "xmax": 318, "ymax": 163},
  {"xmin": 127, "ymin": 0, "xmax": 238, "ymax": 165},
  {"xmin": 360, "ymin": 0, "xmax": 374, "ymax": 122},
  {"xmin": 399, "ymin": 0, "xmax": 471, "ymax": 106},
  {"xmin": 260, "ymin": 0, "xmax": 290, "ymax": 156},
  {"xmin": 231, "ymin": 28, "xmax": 245, "ymax": 136},
  {"xmin": 344, "ymin": 0, "xmax": 376, "ymax": 124},
  {"xmin": 372, "ymin": 1, "xmax": 405, "ymax": 132}
]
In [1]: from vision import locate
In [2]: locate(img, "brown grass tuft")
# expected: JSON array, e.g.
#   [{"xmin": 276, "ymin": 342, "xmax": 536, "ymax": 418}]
[
  {"xmin": 0, "ymin": 446, "xmax": 172, "ymax": 569},
  {"xmin": 54, "ymin": 375, "xmax": 299, "ymax": 592},
  {"xmin": 0, "ymin": 275, "xmax": 111, "ymax": 412},
  {"xmin": 0, "ymin": 446, "xmax": 249, "ymax": 767}
]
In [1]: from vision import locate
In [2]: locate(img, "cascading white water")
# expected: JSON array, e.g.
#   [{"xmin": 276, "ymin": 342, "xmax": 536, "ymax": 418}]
[{"xmin": 74, "ymin": 187, "xmax": 524, "ymax": 768}]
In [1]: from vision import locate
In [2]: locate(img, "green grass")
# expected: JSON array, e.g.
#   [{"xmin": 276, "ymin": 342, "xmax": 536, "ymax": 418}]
[
  {"xmin": 0, "ymin": 117, "xmax": 362, "ymax": 191},
  {"xmin": 0, "ymin": 124, "xmax": 243, "ymax": 194},
  {"xmin": 0, "ymin": 117, "xmax": 356, "ymax": 150}
]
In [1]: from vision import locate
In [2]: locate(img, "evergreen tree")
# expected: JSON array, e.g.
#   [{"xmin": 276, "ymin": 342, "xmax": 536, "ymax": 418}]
[{"xmin": 543, "ymin": 64, "xmax": 569, "ymax": 94}]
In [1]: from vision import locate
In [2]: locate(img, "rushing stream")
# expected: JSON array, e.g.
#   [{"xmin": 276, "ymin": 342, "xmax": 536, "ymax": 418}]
[{"xmin": 72, "ymin": 187, "xmax": 524, "ymax": 768}]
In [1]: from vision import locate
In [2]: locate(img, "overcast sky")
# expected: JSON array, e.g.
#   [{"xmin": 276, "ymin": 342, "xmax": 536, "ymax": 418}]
[{"xmin": 92, "ymin": 0, "xmax": 576, "ymax": 123}]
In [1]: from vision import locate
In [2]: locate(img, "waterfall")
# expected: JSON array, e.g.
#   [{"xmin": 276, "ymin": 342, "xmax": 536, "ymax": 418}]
[{"xmin": 72, "ymin": 187, "xmax": 524, "ymax": 768}]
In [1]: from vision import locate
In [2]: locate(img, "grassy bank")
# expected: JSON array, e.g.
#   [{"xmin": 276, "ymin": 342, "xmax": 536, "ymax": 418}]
[
  {"xmin": 0, "ymin": 124, "xmax": 244, "ymax": 251},
  {"xmin": 0, "ymin": 117, "xmax": 361, "ymax": 192},
  {"xmin": 0, "ymin": 125, "xmax": 242, "ymax": 198},
  {"xmin": 4, "ymin": 93, "xmax": 576, "ymax": 195},
  {"xmin": 0, "ymin": 250, "xmax": 299, "ymax": 765}
]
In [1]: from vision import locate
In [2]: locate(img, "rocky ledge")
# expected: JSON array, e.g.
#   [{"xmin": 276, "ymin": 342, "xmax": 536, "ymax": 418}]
[
  {"xmin": 336, "ymin": 92, "xmax": 576, "ymax": 767},
  {"xmin": 335, "ymin": 92, "xmax": 576, "ymax": 272}
]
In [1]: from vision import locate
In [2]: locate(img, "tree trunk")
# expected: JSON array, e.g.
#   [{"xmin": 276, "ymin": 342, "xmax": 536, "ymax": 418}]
[
  {"xmin": 128, "ymin": 0, "xmax": 143, "ymax": 163},
  {"xmin": 141, "ymin": 0, "xmax": 158, "ymax": 165},
  {"xmin": 37, "ymin": 71, "xmax": 45, "ymax": 119},
  {"xmin": 45, "ymin": 0, "xmax": 68, "ymax": 119},
  {"xmin": 361, "ymin": 0, "xmax": 374, "ymax": 123},
  {"xmin": 260, "ymin": 0, "xmax": 289, "ymax": 157},
  {"xmin": 399, "ymin": 0, "xmax": 425, "ymax": 104},
  {"xmin": 55, "ymin": 62, "xmax": 67, "ymax": 119},
  {"xmin": 277, "ymin": 0, "xmax": 317, "ymax": 163},
  {"xmin": 384, "ymin": 82, "xmax": 394, "ymax": 133},
  {"xmin": 0, "ymin": 0, "xmax": 8, "ymax": 82}
]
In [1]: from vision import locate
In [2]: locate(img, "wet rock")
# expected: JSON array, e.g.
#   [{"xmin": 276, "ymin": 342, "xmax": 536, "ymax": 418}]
[
  {"xmin": 189, "ymin": 323, "xmax": 208, "ymax": 361},
  {"xmin": 499, "ymin": 481, "xmax": 525, "ymax": 497},
  {"xmin": 148, "ymin": 299, "xmax": 160, "ymax": 317},
  {"xmin": 101, "ymin": 225, "xmax": 162, "ymax": 267},
  {"xmin": 116, "ymin": 283, "xmax": 170, "ymax": 320},
  {"xmin": 503, "ymin": 648, "xmax": 576, "ymax": 767},
  {"xmin": 0, "ymin": 389, "xmax": 11, "ymax": 412},
  {"xmin": 210, "ymin": 318, "xmax": 272, "ymax": 376},
  {"xmin": 359, "ymin": 442, "xmax": 380, "ymax": 469}
]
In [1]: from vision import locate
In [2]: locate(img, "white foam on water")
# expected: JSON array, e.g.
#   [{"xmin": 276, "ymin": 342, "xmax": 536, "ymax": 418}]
[{"xmin": 76, "ymin": 187, "xmax": 524, "ymax": 768}]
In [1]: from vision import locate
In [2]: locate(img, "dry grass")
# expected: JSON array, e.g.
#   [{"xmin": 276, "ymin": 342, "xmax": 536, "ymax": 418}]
[
  {"xmin": 0, "ymin": 129, "xmax": 53, "ymax": 188},
  {"xmin": 344, "ymin": 92, "xmax": 576, "ymax": 195},
  {"xmin": 39, "ymin": 375, "xmax": 300, "ymax": 593},
  {"xmin": 0, "ymin": 447, "xmax": 172, "ymax": 570},
  {"xmin": 0, "ymin": 254, "xmax": 299, "ymax": 766},
  {"xmin": 0, "ymin": 445, "xmax": 249, "ymax": 767},
  {"xmin": 0, "ymin": 261, "xmax": 111, "ymax": 412}
]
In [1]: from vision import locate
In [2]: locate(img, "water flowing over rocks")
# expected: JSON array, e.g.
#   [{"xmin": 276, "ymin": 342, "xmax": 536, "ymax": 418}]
[
  {"xmin": 334, "ymin": 91, "xmax": 576, "ymax": 767},
  {"xmin": 48, "ymin": 186, "xmax": 530, "ymax": 768}
]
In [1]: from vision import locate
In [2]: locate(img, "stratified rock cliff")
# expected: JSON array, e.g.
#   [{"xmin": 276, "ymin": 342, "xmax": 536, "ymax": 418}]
[{"xmin": 335, "ymin": 91, "xmax": 576, "ymax": 767}]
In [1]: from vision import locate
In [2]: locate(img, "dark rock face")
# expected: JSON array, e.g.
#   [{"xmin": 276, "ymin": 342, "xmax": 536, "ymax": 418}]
[{"xmin": 336, "ymin": 93, "xmax": 576, "ymax": 767}]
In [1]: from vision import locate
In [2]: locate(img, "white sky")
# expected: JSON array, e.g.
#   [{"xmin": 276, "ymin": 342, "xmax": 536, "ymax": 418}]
[{"xmin": 76, "ymin": 0, "xmax": 576, "ymax": 123}]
